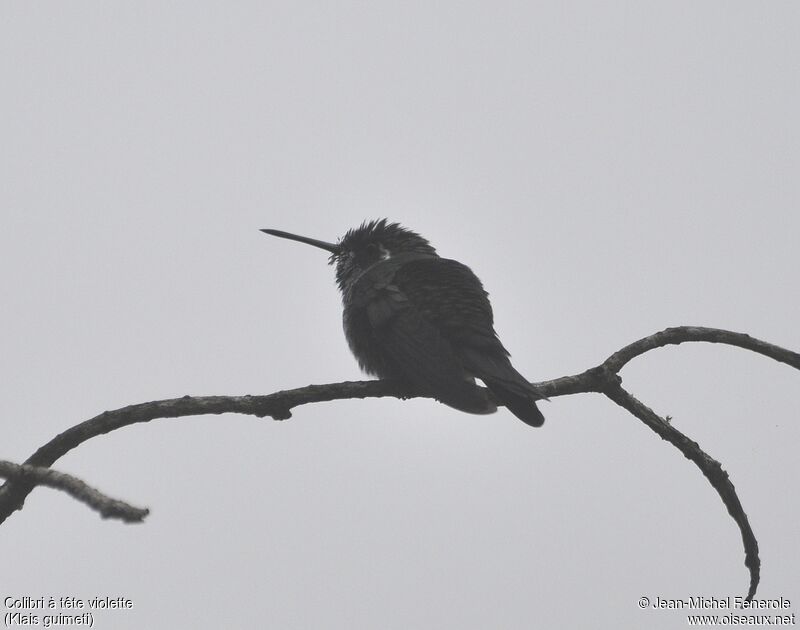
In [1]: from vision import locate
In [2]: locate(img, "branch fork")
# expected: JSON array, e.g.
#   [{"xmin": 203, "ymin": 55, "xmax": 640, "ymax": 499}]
[{"xmin": 3, "ymin": 326, "xmax": 797, "ymax": 600}]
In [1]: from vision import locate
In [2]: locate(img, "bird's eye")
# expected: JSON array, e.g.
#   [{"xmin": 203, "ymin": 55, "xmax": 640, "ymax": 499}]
[{"xmin": 363, "ymin": 243, "xmax": 382, "ymax": 260}]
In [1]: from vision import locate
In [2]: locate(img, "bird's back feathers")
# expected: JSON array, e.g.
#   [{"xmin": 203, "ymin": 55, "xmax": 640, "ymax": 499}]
[{"xmin": 347, "ymin": 256, "xmax": 545, "ymax": 426}]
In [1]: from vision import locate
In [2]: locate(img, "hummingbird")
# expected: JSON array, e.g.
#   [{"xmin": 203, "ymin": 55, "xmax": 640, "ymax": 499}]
[{"xmin": 261, "ymin": 219, "xmax": 545, "ymax": 427}]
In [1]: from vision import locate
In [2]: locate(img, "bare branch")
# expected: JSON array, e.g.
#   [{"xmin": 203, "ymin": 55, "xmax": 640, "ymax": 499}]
[
  {"xmin": 600, "ymin": 385, "xmax": 760, "ymax": 601},
  {"xmin": 604, "ymin": 326, "xmax": 800, "ymax": 373},
  {"xmin": 1, "ymin": 326, "xmax": 796, "ymax": 599},
  {"xmin": 0, "ymin": 461, "xmax": 149, "ymax": 523}
]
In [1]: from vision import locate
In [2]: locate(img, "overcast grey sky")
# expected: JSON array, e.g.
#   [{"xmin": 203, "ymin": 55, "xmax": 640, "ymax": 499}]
[{"xmin": 2, "ymin": 2, "xmax": 798, "ymax": 629}]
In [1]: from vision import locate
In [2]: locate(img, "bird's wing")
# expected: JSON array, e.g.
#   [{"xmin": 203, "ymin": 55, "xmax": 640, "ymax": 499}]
[
  {"xmin": 389, "ymin": 258, "xmax": 545, "ymax": 426},
  {"xmin": 361, "ymin": 259, "xmax": 494, "ymax": 412},
  {"xmin": 390, "ymin": 258, "xmax": 530, "ymax": 382},
  {"xmin": 387, "ymin": 258, "xmax": 504, "ymax": 352}
]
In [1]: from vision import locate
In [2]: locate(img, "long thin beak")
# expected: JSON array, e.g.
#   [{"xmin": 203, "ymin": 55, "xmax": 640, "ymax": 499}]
[{"xmin": 260, "ymin": 228, "xmax": 340, "ymax": 254}]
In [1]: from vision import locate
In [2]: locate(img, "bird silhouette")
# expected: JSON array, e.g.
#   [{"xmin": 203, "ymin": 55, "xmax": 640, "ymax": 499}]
[{"xmin": 262, "ymin": 219, "xmax": 545, "ymax": 427}]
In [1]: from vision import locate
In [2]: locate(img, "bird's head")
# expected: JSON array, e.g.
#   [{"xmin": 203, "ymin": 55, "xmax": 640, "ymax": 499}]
[{"xmin": 261, "ymin": 219, "xmax": 437, "ymax": 291}]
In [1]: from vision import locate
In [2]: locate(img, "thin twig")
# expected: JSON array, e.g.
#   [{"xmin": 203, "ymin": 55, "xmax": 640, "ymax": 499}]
[
  {"xmin": 0, "ymin": 461, "xmax": 149, "ymax": 523},
  {"xmin": 604, "ymin": 326, "xmax": 800, "ymax": 373},
  {"xmin": 599, "ymin": 385, "xmax": 760, "ymax": 601}
]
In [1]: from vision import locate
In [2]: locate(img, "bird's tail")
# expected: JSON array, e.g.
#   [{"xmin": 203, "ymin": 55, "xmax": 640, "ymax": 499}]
[
  {"xmin": 430, "ymin": 377, "xmax": 498, "ymax": 415},
  {"xmin": 462, "ymin": 348, "xmax": 546, "ymax": 427},
  {"xmin": 483, "ymin": 379, "xmax": 545, "ymax": 427}
]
